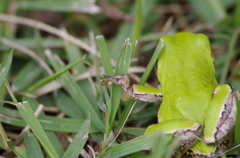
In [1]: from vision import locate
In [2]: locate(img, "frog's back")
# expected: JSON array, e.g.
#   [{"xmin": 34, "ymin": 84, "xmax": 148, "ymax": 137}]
[{"xmin": 158, "ymin": 32, "xmax": 218, "ymax": 123}]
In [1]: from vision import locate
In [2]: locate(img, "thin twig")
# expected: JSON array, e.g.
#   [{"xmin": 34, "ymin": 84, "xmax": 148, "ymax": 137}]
[
  {"xmin": 1, "ymin": 38, "xmax": 53, "ymax": 75},
  {"xmin": 0, "ymin": 14, "xmax": 92, "ymax": 52},
  {"xmin": 32, "ymin": 66, "xmax": 145, "ymax": 96},
  {"xmin": 87, "ymin": 145, "xmax": 96, "ymax": 158}
]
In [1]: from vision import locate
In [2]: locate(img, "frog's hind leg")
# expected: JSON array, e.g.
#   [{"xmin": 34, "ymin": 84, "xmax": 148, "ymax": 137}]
[
  {"xmin": 145, "ymin": 118, "xmax": 201, "ymax": 157},
  {"xmin": 204, "ymin": 84, "xmax": 236, "ymax": 145},
  {"xmin": 182, "ymin": 130, "xmax": 234, "ymax": 158}
]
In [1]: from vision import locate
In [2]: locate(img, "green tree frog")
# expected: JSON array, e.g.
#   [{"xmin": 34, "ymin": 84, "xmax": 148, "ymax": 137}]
[{"xmin": 101, "ymin": 32, "xmax": 236, "ymax": 157}]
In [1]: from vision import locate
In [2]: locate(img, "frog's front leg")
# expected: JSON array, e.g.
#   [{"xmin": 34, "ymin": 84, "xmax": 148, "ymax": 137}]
[
  {"xmin": 101, "ymin": 75, "xmax": 163, "ymax": 102},
  {"xmin": 145, "ymin": 119, "xmax": 202, "ymax": 157},
  {"xmin": 204, "ymin": 84, "xmax": 236, "ymax": 145}
]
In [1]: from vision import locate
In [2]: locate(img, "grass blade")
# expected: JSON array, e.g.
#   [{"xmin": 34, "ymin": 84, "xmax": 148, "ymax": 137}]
[
  {"xmin": 116, "ymin": 39, "xmax": 163, "ymax": 130},
  {"xmin": 219, "ymin": 30, "xmax": 239, "ymax": 84},
  {"xmin": 0, "ymin": 50, "xmax": 12, "ymax": 87},
  {"xmin": 24, "ymin": 133, "xmax": 44, "ymax": 158},
  {"xmin": 0, "ymin": 107, "xmax": 99, "ymax": 133},
  {"xmin": 62, "ymin": 116, "xmax": 90, "ymax": 158},
  {"xmin": 189, "ymin": 0, "xmax": 226, "ymax": 24},
  {"xmin": 46, "ymin": 53, "xmax": 105, "ymax": 132},
  {"xmin": 235, "ymin": 97, "xmax": 240, "ymax": 144},
  {"xmin": 106, "ymin": 38, "xmax": 132, "ymax": 137},
  {"xmin": 233, "ymin": 0, "xmax": 240, "ymax": 28},
  {"xmin": 27, "ymin": 57, "xmax": 89, "ymax": 93},
  {"xmin": 131, "ymin": 0, "xmax": 142, "ymax": 49},
  {"xmin": 16, "ymin": 101, "xmax": 59, "ymax": 158},
  {"xmin": 12, "ymin": 61, "xmax": 42, "ymax": 91},
  {"xmin": 19, "ymin": 0, "xmax": 100, "ymax": 13},
  {"xmin": 96, "ymin": 35, "xmax": 114, "ymax": 76},
  {"xmin": 13, "ymin": 147, "xmax": 29, "ymax": 158},
  {"xmin": 104, "ymin": 133, "xmax": 174, "ymax": 158}
]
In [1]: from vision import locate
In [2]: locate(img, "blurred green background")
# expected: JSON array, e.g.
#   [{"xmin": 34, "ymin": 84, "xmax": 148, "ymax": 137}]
[{"xmin": 0, "ymin": 0, "xmax": 239, "ymax": 157}]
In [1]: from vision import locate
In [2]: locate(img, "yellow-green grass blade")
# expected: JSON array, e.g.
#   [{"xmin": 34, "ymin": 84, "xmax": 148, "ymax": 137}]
[{"xmin": 62, "ymin": 116, "xmax": 90, "ymax": 158}]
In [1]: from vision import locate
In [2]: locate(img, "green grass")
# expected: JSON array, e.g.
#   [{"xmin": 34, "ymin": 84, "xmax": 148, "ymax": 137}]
[{"xmin": 0, "ymin": 0, "xmax": 240, "ymax": 157}]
